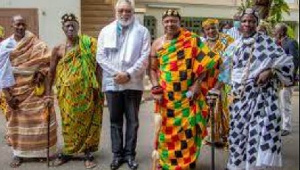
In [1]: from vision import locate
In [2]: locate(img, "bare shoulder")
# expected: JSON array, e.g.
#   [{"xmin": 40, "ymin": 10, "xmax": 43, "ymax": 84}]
[
  {"xmin": 152, "ymin": 36, "xmax": 164, "ymax": 51},
  {"xmin": 52, "ymin": 44, "xmax": 65, "ymax": 59}
]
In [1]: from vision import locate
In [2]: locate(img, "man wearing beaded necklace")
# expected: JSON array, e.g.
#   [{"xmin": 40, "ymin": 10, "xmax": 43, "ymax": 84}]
[
  {"xmin": 46, "ymin": 13, "xmax": 103, "ymax": 169},
  {"xmin": 219, "ymin": 8, "xmax": 294, "ymax": 170}
]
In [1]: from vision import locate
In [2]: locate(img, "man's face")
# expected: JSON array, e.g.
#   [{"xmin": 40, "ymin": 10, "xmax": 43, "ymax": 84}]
[
  {"xmin": 62, "ymin": 21, "xmax": 79, "ymax": 39},
  {"xmin": 240, "ymin": 14, "xmax": 257, "ymax": 37},
  {"xmin": 12, "ymin": 17, "xmax": 26, "ymax": 39},
  {"xmin": 203, "ymin": 24, "xmax": 218, "ymax": 40},
  {"xmin": 162, "ymin": 16, "xmax": 180, "ymax": 36},
  {"xmin": 116, "ymin": 3, "xmax": 134, "ymax": 26}
]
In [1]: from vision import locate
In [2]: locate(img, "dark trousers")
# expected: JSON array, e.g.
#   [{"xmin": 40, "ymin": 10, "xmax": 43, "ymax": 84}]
[{"xmin": 105, "ymin": 90, "xmax": 142, "ymax": 160}]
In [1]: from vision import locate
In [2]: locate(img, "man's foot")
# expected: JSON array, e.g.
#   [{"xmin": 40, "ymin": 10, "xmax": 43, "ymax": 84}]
[
  {"xmin": 110, "ymin": 158, "xmax": 124, "ymax": 170},
  {"xmin": 126, "ymin": 158, "xmax": 138, "ymax": 170},
  {"xmin": 84, "ymin": 160, "xmax": 97, "ymax": 169},
  {"xmin": 52, "ymin": 153, "xmax": 70, "ymax": 167},
  {"xmin": 281, "ymin": 130, "xmax": 291, "ymax": 136},
  {"xmin": 84, "ymin": 152, "xmax": 97, "ymax": 169},
  {"xmin": 10, "ymin": 156, "xmax": 22, "ymax": 168}
]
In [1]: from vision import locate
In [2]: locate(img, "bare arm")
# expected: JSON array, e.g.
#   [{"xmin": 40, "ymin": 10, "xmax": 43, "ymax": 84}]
[
  {"xmin": 96, "ymin": 64, "xmax": 102, "ymax": 87},
  {"xmin": 45, "ymin": 46, "xmax": 61, "ymax": 96},
  {"xmin": 149, "ymin": 39, "xmax": 161, "ymax": 87}
]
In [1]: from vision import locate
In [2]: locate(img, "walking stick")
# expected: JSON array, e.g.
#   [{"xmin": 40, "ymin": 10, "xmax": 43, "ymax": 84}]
[
  {"xmin": 47, "ymin": 104, "xmax": 51, "ymax": 167},
  {"xmin": 207, "ymin": 91, "xmax": 218, "ymax": 170}
]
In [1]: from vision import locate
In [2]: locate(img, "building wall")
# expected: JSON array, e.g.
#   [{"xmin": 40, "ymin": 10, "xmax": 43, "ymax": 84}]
[
  {"xmin": 137, "ymin": 0, "xmax": 242, "ymax": 6},
  {"xmin": 144, "ymin": 5, "xmax": 241, "ymax": 38},
  {"xmin": 0, "ymin": 0, "xmax": 80, "ymax": 47},
  {"xmin": 137, "ymin": 0, "xmax": 299, "ymax": 40}
]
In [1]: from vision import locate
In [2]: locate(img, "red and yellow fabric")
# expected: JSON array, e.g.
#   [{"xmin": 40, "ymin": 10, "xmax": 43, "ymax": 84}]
[
  {"xmin": 55, "ymin": 35, "xmax": 103, "ymax": 155},
  {"xmin": 155, "ymin": 28, "xmax": 221, "ymax": 170},
  {"xmin": 6, "ymin": 31, "xmax": 57, "ymax": 157},
  {"xmin": 204, "ymin": 33, "xmax": 234, "ymax": 145}
]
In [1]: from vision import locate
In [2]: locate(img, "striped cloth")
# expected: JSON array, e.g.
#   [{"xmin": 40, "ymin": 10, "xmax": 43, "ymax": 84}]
[{"xmin": 5, "ymin": 31, "xmax": 57, "ymax": 157}]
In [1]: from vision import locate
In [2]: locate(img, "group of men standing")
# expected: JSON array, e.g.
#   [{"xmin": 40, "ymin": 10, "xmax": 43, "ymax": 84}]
[{"xmin": 0, "ymin": 0, "xmax": 298, "ymax": 170}]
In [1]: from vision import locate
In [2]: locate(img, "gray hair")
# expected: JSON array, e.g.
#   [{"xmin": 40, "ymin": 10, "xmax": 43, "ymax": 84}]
[
  {"xmin": 275, "ymin": 23, "xmax": 288, "ymax": 35},
  {"xmin": 115, "ymin": 0, "xmax": 135, "ymax": 10},
  {"xmin": 12, "ymin": 15, "xmax": 25, "ymax": 23}
]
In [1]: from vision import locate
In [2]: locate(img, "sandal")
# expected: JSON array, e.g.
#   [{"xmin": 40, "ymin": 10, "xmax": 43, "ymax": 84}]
[
  {"xmin": 10, "ymin": 156, "xmax": 22, "ymax": 168},
  {"xmin": 84, "ymin": 160, "xmax": 97, "ymax": 169},
  {"xmin": 52, "ymin": 153, "xmax": 70, "ymax": 167},
  {"xmin": 84, "ymin": 152, "xmax": 97, "ymax": 169}
]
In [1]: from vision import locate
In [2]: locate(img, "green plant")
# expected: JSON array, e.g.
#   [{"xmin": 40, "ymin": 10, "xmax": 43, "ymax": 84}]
[
  {"xmin": 267, "ymin": 0, "xmax": 290, "ymax": 25},
  {"xmin": 237, "ymin": 0, "xmax": 291, "ymax": 24},
  {"xmin": 238, "ymin": 0, "xmax": 253, "ymax": 12}
]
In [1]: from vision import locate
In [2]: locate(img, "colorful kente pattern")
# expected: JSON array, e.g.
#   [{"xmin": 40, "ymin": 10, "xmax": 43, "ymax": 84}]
[
  {"xmin": 55, "ymin": 35, "xmax": 103, "ymax": 155},
  {"xmin": 155, "ymin": 28, "xmax": 221, "ymax": 170}
]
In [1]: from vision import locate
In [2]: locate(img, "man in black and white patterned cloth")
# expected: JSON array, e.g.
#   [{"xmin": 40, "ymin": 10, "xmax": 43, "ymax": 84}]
[{"xmin": 219, "ymin": 8, "xmax": 294, "ymax": 170}]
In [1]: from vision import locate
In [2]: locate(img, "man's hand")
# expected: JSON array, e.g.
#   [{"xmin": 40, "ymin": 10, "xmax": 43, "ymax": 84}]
[
  {"xmin": 152, "ymin": 94, "xmax": 163, "ymax": 103},
  {"xmin": 151, "ymin": 86, "xmax": 163, "ymax": 103},
  {"xmin": 188, "ymin": 80, "xmax": 201, "ymax": 100},
  {"xmin": 44, "ymin": 97, "xmax": 53, "ymax": 107},
  {"xmin": 32, "ymin": 71, "xmax": 45, "ymax": 84},
  {"xmin": 256, "ymin": 69, "xmax": 273, "ymax": 85},
  {"xmin": 7, "ymin": 97, "xmax": 19, "ymax": 110},
  {"xmin": 113, "ymin": 72, "xmax": 130, "ymax": 84}
]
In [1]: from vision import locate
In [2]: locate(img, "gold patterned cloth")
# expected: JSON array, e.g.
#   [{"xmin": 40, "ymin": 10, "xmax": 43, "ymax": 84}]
[{"xmin": 55, "ymin": 35, "xmax": 103, "ymax": 155}]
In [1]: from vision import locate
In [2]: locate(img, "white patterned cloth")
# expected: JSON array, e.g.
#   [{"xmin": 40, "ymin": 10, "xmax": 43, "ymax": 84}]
[
  {"xmin": 226, "ymin": 27, "xmax": 242, "ymax": 40},
  {"xmin": 0, "ymin": 36, "xmax": 16, "ymax": 89},
  {"xmin": 220, "ymin": 33, "xmax": 294, "ymax": 170}
]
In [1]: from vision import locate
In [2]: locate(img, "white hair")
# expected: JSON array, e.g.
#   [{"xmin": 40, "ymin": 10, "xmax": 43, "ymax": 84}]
[{"xmin": 115, "ymin": 0, "xmax": 135, "ymax": 10}]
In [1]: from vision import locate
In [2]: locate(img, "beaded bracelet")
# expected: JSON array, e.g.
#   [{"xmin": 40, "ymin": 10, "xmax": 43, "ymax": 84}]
[{"xmin": 151, "ymin": 86, "xmax": 163, "ymax": 95}]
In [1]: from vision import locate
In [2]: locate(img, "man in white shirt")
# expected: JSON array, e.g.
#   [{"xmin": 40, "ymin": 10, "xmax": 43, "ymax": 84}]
[{"xmin": 96, "ymin": 0, "xmax": 151, "ymax": 169}]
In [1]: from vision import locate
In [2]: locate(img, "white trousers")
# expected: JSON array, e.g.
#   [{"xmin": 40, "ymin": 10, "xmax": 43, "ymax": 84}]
[{"xmin": 279, "ymin": 87, "xmax": 293, "ymax": 132}]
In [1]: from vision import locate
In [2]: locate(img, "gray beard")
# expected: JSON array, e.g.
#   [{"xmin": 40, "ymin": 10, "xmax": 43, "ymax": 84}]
[{"xmin": 117, "ymin": 17, "xmax": 134, "ymax": 27}]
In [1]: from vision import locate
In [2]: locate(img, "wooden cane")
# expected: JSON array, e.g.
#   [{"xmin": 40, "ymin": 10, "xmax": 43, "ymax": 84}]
[{"xmin": 47, "ymin": 104, "xmax": 51, "ymax": 167}]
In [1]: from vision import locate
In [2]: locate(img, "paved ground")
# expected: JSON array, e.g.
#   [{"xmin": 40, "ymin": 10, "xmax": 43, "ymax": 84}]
[{"xmin": 0, "ymin": 93, "xmax": 298, "ymax": 170}]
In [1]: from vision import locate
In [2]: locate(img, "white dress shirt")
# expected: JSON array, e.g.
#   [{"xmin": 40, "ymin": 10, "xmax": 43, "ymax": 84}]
[{"xmin": 96, "ymin": 19, "xmax": 151, "ymax": 92}]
